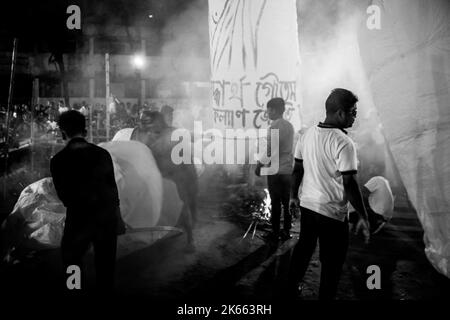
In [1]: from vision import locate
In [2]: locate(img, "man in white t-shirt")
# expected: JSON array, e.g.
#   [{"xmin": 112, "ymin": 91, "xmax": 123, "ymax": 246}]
[
  {"xmin": 287, "ymin": 88, "xmax": 370, "ymax": 300},
  {"xmin": 349, "ymin": 176, "xmax": 394, "ymax": 234}
]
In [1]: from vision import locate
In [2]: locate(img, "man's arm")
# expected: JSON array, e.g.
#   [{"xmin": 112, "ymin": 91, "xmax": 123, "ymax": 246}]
[
  {"xmin": 290, "ymin": 159, "xmax": 304, "ymax": 200},
  {"xmin": 255, "ymin": 128, "xmax": 272, "ymax": 177},
  {"xmin": 50, "ymin": 157, "xmax": 68, "ymax": 206},
  {"xmin": 255, "ymin": 124, "xmax": 282, "ymax": 175},
  {"xmin": 290, "ymin": 132, "xmax": 303, "ymax": 202},
  {"xmin": 361, "ymin": 185, "xmax": 371, "ymax": 199},
  {"xmin": 343, "ymin": 173, "xmax": 368, "ymax": 220},
  {"xmin": 103, "ymin": 152, "xmax": 120, "ymax": 207},
  {"xmin": 343, "ymin": 173, "xmax": 370, "ymax": 242}
]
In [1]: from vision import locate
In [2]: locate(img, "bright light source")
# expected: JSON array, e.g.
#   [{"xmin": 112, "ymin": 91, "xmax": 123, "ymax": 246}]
[
  {"xmin": 132, "ymin": 54, "xmax": 146, "ymax": 69},
  {"xmin": 148, "ymin": 14, "xmax": 153, "ymax": 19}
]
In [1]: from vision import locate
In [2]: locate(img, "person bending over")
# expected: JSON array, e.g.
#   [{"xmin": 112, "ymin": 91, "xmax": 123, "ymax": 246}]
[
  {"xmin": 133, "ymin": 111, "xmax": 198, "ymax": 252},
  {"xmin": 348, "ymin": 176, "xmax": 394, "ymax": 235}
]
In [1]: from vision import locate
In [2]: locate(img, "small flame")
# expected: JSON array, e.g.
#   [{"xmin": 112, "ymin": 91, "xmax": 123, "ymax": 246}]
[{"xmin": 262, "ymin": 188, "xmax": 271, "ymax": 220}]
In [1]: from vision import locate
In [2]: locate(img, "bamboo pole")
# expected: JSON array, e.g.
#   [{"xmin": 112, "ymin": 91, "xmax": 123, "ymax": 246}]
[
  {"xmin": 105, "ymin": 53, "xmax": 110, "ymax": 141},
  {"xmin": 2, "ymin": 38, "xmax": 18, "ymax": 198}
]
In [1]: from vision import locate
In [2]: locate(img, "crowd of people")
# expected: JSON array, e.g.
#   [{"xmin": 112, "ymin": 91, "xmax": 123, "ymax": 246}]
[
  {"xmin": 0, "ymin": 101, "xmax": 82, "ymax": 148},
  {"xmin": 11, "ymin": 88, "xmax": 394, "ymax": 300},
  {"xmin": 0, "ymin": 99, "xmax": 188, "ymax": 149}
]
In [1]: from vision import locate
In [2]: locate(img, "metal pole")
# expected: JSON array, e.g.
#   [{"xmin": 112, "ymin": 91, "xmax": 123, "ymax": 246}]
[
  {"xmin": 89, "ymin": 99, "xmax": 93, "ymax": 143},
  {"xmin": 32, "ymin": 78, "xmax": 39, "ymax": 108},
  {"xmin": 31, "ymin": 79, "xmax": 36, "ymax": 175},
  {"xmin": 89, "ymin": 37, "xmax": 94, "ymax": 142},
  {"xmin": 31, "ymin": 77, "xmax": 38, "ymax": 143},
  {"xmin": 4, "ymin": 38, "xmax": 18, "ymax": 150},
  {"xmin": 105, "ymin": 53, "xmax": 110, "ymax": 141},
  {"xmin": 3, "ymin": 38, "xmax": 18, "ymax": 198},
  {"xmin": 140, "ymin": 39, "xmax": 146, "ymax": 106}
]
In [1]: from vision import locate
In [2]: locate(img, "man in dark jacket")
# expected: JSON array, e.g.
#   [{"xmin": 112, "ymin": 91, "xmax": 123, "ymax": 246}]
[{"xmin": 50, "ymin": 110, "xmax": 124, "ymax": 292}]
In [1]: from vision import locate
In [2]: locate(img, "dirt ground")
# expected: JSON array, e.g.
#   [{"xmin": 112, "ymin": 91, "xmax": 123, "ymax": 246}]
[
  {"xmin": 1, "ymin": 149, "xmax": 450, "ymax": 307},
  {"xmin": 1, "ymin": 197, "xmax": 450, "ymax": 303}
]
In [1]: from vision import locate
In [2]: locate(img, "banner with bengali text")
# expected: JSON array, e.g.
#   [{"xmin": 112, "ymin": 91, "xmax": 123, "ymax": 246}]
[{"xmin": 208, "ymin": 0, "xmax": 302, "ymax": 131}]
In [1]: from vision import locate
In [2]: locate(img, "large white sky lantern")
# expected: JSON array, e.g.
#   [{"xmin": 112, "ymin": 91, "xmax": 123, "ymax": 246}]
[
  {"xmin": 358, "ymin": 0, "xmax": 450, "ymax": 278},
  {"xmin": 208, "ymin": 0, "xmax": 302, "ymax": 131}
]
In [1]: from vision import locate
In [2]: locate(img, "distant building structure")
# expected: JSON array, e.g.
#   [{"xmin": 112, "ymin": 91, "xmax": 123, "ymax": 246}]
[{"xmin": 0, "ymin": 23, "xmax": 210, "ymax": 109}]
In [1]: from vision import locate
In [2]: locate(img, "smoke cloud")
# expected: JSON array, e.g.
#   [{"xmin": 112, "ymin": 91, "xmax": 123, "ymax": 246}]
[
  {"xmin": 157, "ymin": 0, "xmax": 402, "ymax": 187},
  {"xmin": 155, "ymin": 0, "xmax": 211, "ymax": 128},
  {"xmin": 297, "ymin": 0, "xmax": 403, "ymax": 188},
  {"xmin": 81, "ymin": 0, "xmax": 400, "ymax": 189}
]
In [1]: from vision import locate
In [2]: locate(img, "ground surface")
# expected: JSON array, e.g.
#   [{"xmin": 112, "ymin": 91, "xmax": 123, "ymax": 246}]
[
  {"xmin": 1, "ymin": 195, "xmax": 450, "ymax": 303},
  {"xmin": 1, "ymin": 146, "xmax": 450, "ymax": 307}
]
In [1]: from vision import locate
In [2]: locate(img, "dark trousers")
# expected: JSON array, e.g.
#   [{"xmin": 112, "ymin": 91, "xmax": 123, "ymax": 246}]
[
  {"xmin": 61, "ymin": 213, "xmax": 117, "ymax": 293},
  {"xmin": 288, "ymin": 207, "xmax": 349, "ymax": 300},
  {"xmin": 267, "ymin": 174, "xmax": 292, "ymax": 234},
  {"xmin": 169, "ymin": 165, "xmax": 198, "ymax": 244}
]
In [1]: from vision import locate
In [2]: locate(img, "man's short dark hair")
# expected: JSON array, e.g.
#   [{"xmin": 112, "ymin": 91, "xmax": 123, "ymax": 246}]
[
  {"xmin": 325, "ymin": 88, "xmax": 358, "ymax": 114},
  {"xmin": 141, "ymin": 110, "xmax": 167, "ymax": 126},
  {"xmin": 267, "ymin": 97, "xmax": 285, "ymax": 113},
  {"xmin": 58, "ymin": 110, "xmax": 86, "ymax": 137},
  {"xmin": 161, "ymin": 105, "xmax": 174, "ymax": 115}
]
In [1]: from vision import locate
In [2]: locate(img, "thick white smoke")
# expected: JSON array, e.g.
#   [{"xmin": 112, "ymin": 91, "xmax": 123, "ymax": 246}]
[
  {"xmin": 297, "ymin": 0, "xmax": 403, "ymax": 189},
  {"xmin": 155, "ymin": 0, "xmax": 403, "ymax": 189},
  {"xmin": 157, "ymin": 0, "xmax": 211, "ymax": 129}
]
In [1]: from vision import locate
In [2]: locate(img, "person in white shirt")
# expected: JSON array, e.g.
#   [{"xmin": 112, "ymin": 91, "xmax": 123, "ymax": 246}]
[
  {"xmin": 288, "ymin": 88, "xmax": 370, "ymax": 300},
  {"xmin": 349, "ymin": 176, "xmax": 394, "ymax": 234}
]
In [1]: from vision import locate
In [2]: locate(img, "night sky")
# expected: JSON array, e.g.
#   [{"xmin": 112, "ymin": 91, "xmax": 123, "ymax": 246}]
[{"xmin": 0, "ymin": 0, "xmax": 200, "ymax": 53}]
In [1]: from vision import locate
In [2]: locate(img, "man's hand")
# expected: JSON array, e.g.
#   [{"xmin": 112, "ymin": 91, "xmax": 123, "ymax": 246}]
[
  {"xmin": 254, "ymin": 163, "xmax": 262, "ymax": 177},
  {"xmin": 289, "ymin": 197, "xmax": 299, "ymax": 210},
  {"xmin": 289, "ymin": 197, "xmax": 300, "ymax": 219},
  {"xmin": 354, "ymin": 218, "xmax": 370, "ymax": 244}
]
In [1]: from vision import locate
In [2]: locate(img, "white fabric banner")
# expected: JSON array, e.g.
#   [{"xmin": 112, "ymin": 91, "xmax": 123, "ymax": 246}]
[
  {"xmin": 358, "ymin": 0, "xmax": 450, "ymax": 277},
  {"xmin": 208, "ymin": 0, "xmax": 301, "ymax": 130}
]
